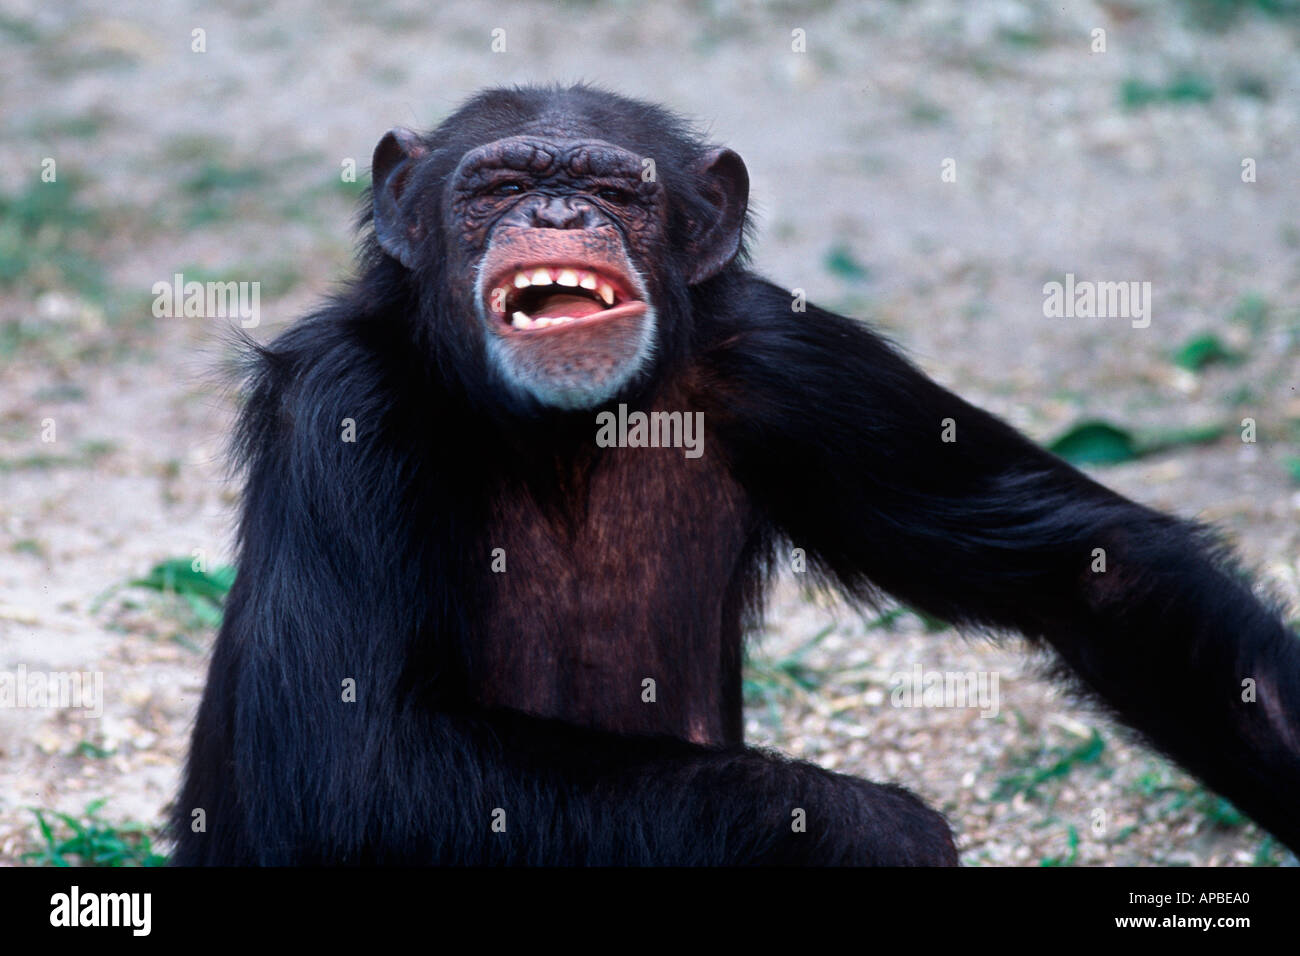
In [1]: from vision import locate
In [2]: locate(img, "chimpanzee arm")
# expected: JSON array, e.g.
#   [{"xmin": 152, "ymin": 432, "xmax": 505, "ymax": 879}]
[
  {"xmin": 710, "ymin": 278, "xmax": 1300, "ymax": 852},
  {"xmin": 410, "ymin": 710, "xmax": 957, "ymax": 866},
  {"xmin": 178, "ymin": 601, "xmax": 955, "ymax": 865},
  {"xmin": 175, "ymin": 646, "xmax": 957, "ymax": 865}
]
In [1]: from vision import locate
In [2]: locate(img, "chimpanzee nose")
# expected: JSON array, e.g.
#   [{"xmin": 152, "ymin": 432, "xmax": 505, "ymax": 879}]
[{"xmin": 531, "ymin": 196, "xmax": 590, "ymax": 229}]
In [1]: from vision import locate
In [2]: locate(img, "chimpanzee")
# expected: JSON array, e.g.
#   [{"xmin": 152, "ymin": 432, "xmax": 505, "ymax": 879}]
[{"xmin": 171, "ymin": 84, "xmax": 1300, "ymax": 865}]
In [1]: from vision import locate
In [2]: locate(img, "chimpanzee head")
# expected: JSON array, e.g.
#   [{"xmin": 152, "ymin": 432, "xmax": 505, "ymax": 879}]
[{"xmin": 368, "ymin": 85, "xmax": 749, "ymax": 412}]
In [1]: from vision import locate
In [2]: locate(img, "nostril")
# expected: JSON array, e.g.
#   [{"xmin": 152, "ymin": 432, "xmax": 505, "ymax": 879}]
[{"xmin": 532, "ymin": 198, "xmax": 589, "ymax": 230}]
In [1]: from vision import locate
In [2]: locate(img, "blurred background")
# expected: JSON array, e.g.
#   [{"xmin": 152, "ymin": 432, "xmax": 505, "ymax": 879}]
[{"xmin": 1, "ymin": 0, "xmax": 1297, "ymax": 866}]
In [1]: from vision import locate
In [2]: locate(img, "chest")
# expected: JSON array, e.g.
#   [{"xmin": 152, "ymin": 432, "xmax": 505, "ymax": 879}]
[{"xmin": 473, "ymin": 438, "xmax": 754, "ymax": 742}]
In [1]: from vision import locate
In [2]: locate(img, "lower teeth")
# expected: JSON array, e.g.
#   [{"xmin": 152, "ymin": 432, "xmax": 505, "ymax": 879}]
[{"xmin": 512, "ymin": 313, "xmax": 581, "ymax": 330}]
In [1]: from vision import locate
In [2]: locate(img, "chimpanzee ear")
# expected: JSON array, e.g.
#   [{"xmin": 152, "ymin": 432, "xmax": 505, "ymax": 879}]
[
  {"xmin": 685, "ymin": 148, "xmax": 749, "ymax": 285},
  {"xmin": 372, "ymin": 127, "xmax": 429, "ymax": 269}
]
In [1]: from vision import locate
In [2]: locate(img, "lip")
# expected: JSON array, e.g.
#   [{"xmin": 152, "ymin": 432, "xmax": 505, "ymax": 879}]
[
  {"xmin": 483, "ymin": 262, "xmax": 648, "ymax": 335},
  {"xmin": 502, "ymin": 299, "xmax": 649, "ymax": 334}
]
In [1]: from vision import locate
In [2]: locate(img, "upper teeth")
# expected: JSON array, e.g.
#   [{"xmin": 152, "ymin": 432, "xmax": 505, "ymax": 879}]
[
  {"xmin": 501, "ymin": 267, "xmax": 626, "ymax": 330},
  {"xmin": 507, "ymin": 268, "xmax": 618, "ymax": 306}
]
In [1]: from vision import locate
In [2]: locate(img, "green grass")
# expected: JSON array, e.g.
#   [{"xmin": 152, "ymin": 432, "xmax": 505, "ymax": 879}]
[
  {"xmin": 24, "ymin": 800, "xmax": 167, "ymax": 867},
  {"xmin": 1181, "ymin": 0, "xmax": 1300, "ymax": 28},
  {"xmin": 23, "ymin": 110, "xmax": 113, "ymax": 139},
  {"xmin": 905, "ymin": 98, "xmax": 949, "ymax": 125},
  {"xmin": 75, "ymin": 741, "xmax": 116, "ymax": 759},
  {"xmin": 180, "ymin": 158, "xmax": 269, "ymax": 226},
  {"xmin": 170, "ymin": 262, "xmax": 302, "ymax": 300},
  {"xmin": 1231, "ymin": 74, "xmax": 1271, "ymax": 99},
  {"xmin": 1121, "ymin": 73, "xmax": 1215, "ymax": 109},
  {"xmin": 1222, "ymin": 384, "xmax": 1260, "ymax": 407},
  {"xmin": 1040, "ymin": 824, "xmax": 1080, "ymax": 867},
  {"xmin": 1126, "ymin": 769, "xmax": 1261, "ymax": 847},
  {"xmin": 31, "ymin": 382, "xmax": 88, "ymax": 402},
  {"xmin": 0, "ymin": 176, "xmax": 104, "ymax": 297},
  {"xmin": 125, "ymin": 557, "xmax": 236, "ymax": 629},
  {"xmin": 998, "ymin": 28, "xmax": 1047, "ymax": 48},
  {"xmin": 743, "ymin": 624, "xmax": 835, "ymax": 707},
  {"xmin": 1172, "ymin": 332, "xmax": 1238, "ymax": 372},
  {"xmin": 182, "ymin": 161, "xmax": 267, "ymax": 196},
  {"xmin": 0, "ymin": 13, "xmax": 41, "ymax": 42},
  {"xmin": 1252, "ymin": 835, "xmax": 1288, "ymax": 866},
  {"xmin": 743, "ymin": 605, "xmax": 952, "ymax": 730},
  {"xmin": 91, "ymin": 557, "xmax": 236, "ymax": 650},
  {"xmin": 0, "ymin": 440, "xmax": 116, "ymax": 473},
  {"xmin": 1047, "ymin": 420, "xmax": 1228, "ymax": 465},
  {"xmin": 824, "ymin": 243, "xmax": 871, "ymax": 282},
  {"xmin": 0, "ymin": 175, "xmax": 141, "ymax": 361},
  {"xmin": 992, "ymin": 730, "xmax": 1107, "ymax": 802},
  {"xmin": 1229, "ymin": 293, "xmax": 1270, "ymax": 331}
]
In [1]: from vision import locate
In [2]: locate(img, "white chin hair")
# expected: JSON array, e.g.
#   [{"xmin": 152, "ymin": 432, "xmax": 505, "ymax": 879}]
[{"xmin": 487, "ymin": 307, "xmax": 657, "ymax": 411}]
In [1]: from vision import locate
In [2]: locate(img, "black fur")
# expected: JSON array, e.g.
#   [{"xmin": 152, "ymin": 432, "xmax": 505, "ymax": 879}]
[{"xmin": 171, "ymin": 85, "xmax": 1300, "ymax": 865}]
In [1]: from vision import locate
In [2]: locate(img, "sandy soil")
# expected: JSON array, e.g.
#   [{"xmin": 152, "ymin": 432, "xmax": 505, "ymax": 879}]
[{"xmin": 1, "ymin": 0, "xmax": 1298, "ymax": 866}]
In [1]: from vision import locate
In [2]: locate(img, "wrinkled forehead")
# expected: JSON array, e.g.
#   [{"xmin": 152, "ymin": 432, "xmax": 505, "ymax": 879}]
[
  {"xmin": 452, "ymin": 135, "xmax": 644, "ymax": 182},
  {"xmin": 427, "ymin": 89, "xmax": 690, "ymax": 187}
]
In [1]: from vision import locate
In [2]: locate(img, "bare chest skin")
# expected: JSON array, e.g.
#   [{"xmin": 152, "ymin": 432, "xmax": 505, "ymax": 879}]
[{"xmin": 474, "ymin": 432, "xmax": 752, "ymax": 745}]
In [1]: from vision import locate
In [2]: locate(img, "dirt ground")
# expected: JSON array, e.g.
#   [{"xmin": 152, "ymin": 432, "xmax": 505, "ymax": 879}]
[{"xmin": 1, "ymin": 0, "xmax": 1298, "ymax": 866}]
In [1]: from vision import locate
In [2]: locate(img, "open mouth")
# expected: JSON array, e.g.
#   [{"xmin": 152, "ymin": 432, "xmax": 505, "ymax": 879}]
[{"xmin": 488, "ymin": 265, "xmax": 647, "ymax": 332}]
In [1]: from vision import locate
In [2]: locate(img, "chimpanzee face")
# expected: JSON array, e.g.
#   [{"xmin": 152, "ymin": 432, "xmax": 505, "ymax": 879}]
[
  {"xmin": 371, "ymin": 111, "xmax": 748, "ymax": 412},
  {"xmin": 450, "ymin": 136, "xmax": 663, "ymax": 410}
]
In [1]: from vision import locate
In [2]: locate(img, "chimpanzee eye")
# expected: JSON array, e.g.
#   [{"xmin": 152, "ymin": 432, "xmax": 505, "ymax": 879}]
[
  {"xmin": 492, "ymin": 181, "xmax": 527, "ymax": 196},
  {"xmin": 595, "ymin": 187, "xmax": 631, "ymax": 204}
]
